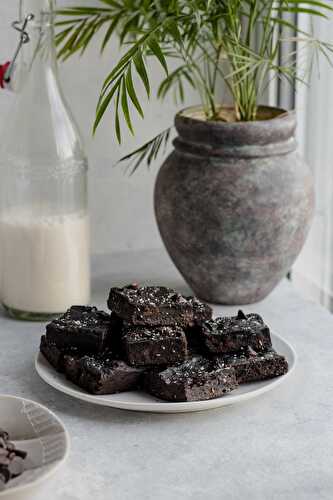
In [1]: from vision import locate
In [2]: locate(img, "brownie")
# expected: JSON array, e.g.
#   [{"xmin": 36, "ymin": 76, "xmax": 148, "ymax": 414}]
[
  {"xmin": 110, "ymin": 312, "xmax": 124, "ymax": 332},
  {"xmin": 46, "ymin": 305, "xmax": 112, "ymax": 353},
  {"xmin": 108, "ymin": 312, "xmax": 125, "ymax": 355},
  {"xmin": 40, "ymin": 335, "xmax": 65, "ymax": 372},
  {"xmin": 187, "ymin": 297, "xmax": 213, "ymax": 326},
  {"xmin": 77, "ymin": 354, "xmax": 144, "ymax": 395},
  {"xmin": 184, "ymin": 297, "xmax": 213, "ymax": 353},
  {"xmin": 200, "ymin": 310, "xmax": 272, "ymax": 354},
  {"xmin": 63, "ymin": 352, "xmax": 83, "ymax": 383},
  {"xmin": 122, "ymin": 324, "xmax": 188, "ymax": 366},
  {"xmin": 40, "ymin": 335, "xmax": 81, "ymax": 373},
  {"xmin": 146, "ymin": 356, "xmax": 238, "ymax": 402},
  {"xmin": 217, "ymin": 348, "xmax": 288, "ymax": 384},
  {"xmin": 107, "ymin": 284, "xmax": 195, "ymax": 326}
]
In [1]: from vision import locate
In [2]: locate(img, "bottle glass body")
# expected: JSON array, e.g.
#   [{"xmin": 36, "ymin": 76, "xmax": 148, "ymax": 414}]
[{"xmin": 0, "ymin": 0, "xmax": 90, "ymax": 320}]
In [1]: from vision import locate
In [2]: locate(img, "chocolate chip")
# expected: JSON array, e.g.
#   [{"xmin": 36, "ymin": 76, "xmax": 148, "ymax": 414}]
[
  {"xmin": 0, "ymin": 430, "xmax": 28, "ymax": 485},
  {"xmin": 13, "ymin": 449, "xmax": 27, "ymax": 460},
  {"xmin": 237, "ymin": 310, "xmax": 247, "ymax": 320},
  {"xmin": 0, "ymin": 467, "xmax": 11, "ymax": 483},
  {"xmin": 0, "ymin": 430, "xmax": 9, "ymax": 442}
]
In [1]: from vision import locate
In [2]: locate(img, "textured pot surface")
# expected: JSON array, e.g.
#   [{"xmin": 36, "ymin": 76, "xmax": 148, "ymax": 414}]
[{"xmin": 154, "ymin": 106, "xmax": 315, "ymax": 304}]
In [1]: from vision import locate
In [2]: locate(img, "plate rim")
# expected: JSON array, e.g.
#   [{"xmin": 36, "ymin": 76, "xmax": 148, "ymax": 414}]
[
  {"xmin": 0, "ymin": 393, "xmax": 70, "ymax": 497},
  {"xmin": 35, "ymin": 332, "xmax": 297, "ymax": 413}
]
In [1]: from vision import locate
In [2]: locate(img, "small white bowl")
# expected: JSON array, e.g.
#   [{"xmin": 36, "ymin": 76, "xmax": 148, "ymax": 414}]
[{"xmin": 0, "ymin": 394, "xmax": 69, "ymax": 499}]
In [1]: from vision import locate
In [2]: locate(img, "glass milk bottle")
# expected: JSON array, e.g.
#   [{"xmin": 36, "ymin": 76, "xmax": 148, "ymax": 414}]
[{"xmin": 0, "ymin": 0, "xmax": 90, "ymax": 320}]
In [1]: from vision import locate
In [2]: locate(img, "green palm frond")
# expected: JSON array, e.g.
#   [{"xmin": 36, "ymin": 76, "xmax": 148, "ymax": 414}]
[
  {"xmin": 118, "ymin": 127, "xmax": 173, "ymax": 175},
  {"xmin": 56, "ymin": 0, "xmax": 333, "ymax": 160}
]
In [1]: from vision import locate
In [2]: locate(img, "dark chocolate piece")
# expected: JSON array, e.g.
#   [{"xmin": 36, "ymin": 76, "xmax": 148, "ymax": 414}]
[
  {"xmin": 0, "ymin": 431, "xmax": 9, "ymax": 442},
  {"xmin": 107, "ymin": 284, "xmax": 194, "ymax": 326},
  {"xmin": 46, "ymin": 305, "xmax": 112, "ymax": 353},
  {"xmin": 122, "ymin": 324, "xmax": 187, "ymax": 366},
  {"xmin": 0, "ymin": 431, "xmax": 27, "ymax": 487},
  {"xmin": 200, "ymin": 310, "xmax": 272, "ymax": 354},
  {"xmin": 77, "ymin": 354, "xmax": 144, "ymax": 395},
  {"xmin": 217, "ymin": 348, "xmax": 288, "ymax": 384},
  {"xmin": 146, "ymin": 356, "xmax": 237, "ymax": 402}
]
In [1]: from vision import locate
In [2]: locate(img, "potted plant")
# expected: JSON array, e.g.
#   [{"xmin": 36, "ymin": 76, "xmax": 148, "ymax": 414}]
[{"xmin": 56, "ymin": 1, "xmax": 333, "ymax": 304}]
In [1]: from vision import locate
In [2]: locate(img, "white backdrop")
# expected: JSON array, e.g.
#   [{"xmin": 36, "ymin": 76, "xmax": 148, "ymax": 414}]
[
  {"xmin": 0, "ymin": 0, "xmax": 199, "ymax": 254},
  {"xmin": 293, "ymin": 13, "xmax": 333, "ymax": 308}
]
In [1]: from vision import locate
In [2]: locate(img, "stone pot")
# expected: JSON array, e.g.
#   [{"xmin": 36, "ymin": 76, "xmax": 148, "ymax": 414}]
[{"xmin": 154, "ymin": 105, "xmax": 314, "ymax": 304}]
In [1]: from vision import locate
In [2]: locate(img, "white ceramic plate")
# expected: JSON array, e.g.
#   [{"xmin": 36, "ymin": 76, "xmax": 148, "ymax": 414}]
[
  {"xmin": 35, "ymin": 333, "xmax": 296, "ymax": 414},
  {"xmin": 0, "ymin": 394, "xmax": 69, "ymax": 499}
]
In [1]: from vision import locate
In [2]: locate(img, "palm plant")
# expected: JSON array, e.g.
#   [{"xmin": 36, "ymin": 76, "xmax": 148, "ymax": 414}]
[{"xmin": 56, "ymin": 0, "xmax": 333, "ymax": 171}]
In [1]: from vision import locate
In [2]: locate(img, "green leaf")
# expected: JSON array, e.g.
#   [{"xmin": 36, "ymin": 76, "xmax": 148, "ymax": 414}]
[
  {"xmin": 94, "ymin": 80, "xmax": 120, "ymax": 134},
  {"xmin": 56, "ymin": 7, "xmax": 111, "ymax": 15},
  {"xmin": 57, "ymin": 20, "xmax": 86, "ymax": 60},
  {"xmin": 182, "ymin": 69, "xmax": 195, "ymax": 87},
  {"xmin": 147, "ymin": 35, "xmax": 168, "ymax": 74},
  {"xmin": 98, "ymin": 0, "xmax": 122, "ymax": 8},
  {"xmin": 166, "ymin": 19, "xmax": 182, "ymax": 45},
  {"xmin": 121, "ymin": 78, "xmax": 134, "ymax": 134},
  {"xmin": 118, "ymin": 127, "xmax": 173, "ymax": 174},
  {"xmin": 115, "ymin": 85, "xmax": 122, "ymax": 143},
  {"xmin": 55, "ymin": 27, "xmax": 73, "ymax": 47},
  {"xmin": 275, "ymin": 6, "xmax": 328, "ymax": 18},
  {"xmin": 178, "ymin": 78, "xmax": 184, "ymax": 102},
  {"xmin": 125, "ymin": 65, "xmax": 144, "ymax": 117},
  {"xmin": 100, "ymin": 30, "xmax": 152, "ymax": 93},
  {"xmin": 55, "ymin": 19, "xmax": 85, "ymax": 26},
  {"xmin": 79, "ymin": 21, "xmax": 103, "ymax": 57},
  {"xmin": 119, "ymin": 13, "xmax": 140, "ymax": 44},
  {"xmin": 133, "ymin": 50, "xmax": 150, "ymax": 96},
  {"xmin": 283, "ymin": 0, "xmax": 333, "ymax": 12},
  {"xmin": 157, "ymin": 65, "xmax": 195, "ymax": 99},
  {"xmin": 101, "ymin": 13, "xmax": 122, "ymax": 53}
]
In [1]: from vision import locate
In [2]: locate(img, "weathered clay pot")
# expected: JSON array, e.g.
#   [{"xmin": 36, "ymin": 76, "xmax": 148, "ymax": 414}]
[{"xmin": 154, "ymin": 105, "xmax": 314, "ymax": 304}]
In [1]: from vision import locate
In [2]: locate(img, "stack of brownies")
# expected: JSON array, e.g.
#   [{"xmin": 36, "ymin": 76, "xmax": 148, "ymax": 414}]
[{"xmin": 40, "ymin": 284, "xmax": 288, "ymax": 402}]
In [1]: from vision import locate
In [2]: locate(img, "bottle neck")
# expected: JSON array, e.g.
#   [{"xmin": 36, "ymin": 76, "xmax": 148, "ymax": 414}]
[
  {"xmin": 20, "ymin": 0, "xmax": 55, "ymax": 24},
  {"xmin": 21, "ymin": 12, "xmax": 57, "ymax": 74}
]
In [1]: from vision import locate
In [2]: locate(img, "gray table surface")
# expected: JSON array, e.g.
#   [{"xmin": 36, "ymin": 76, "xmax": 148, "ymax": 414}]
[{"xmin": 1, "ymin": 249, "xmax": 333, "ymax": 500}]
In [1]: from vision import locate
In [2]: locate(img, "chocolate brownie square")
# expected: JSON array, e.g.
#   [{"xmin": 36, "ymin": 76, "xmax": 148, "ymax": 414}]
[
  {"xmin": 186, "ymin": 297, "xmax": 213, "ymax": 326},
  {"xmin": 110, "ymin": 312, "xmax": 124, "ymax": 332},
  {"xmin": 146, "ymin": 356, "xmax": 237, "ymax": 402},
  {"xmin": 77, "ymin": 354, "xmax": 144, "ymax": 395},
  {"xmin": 184, "ymin": 298, "xmax": 213, "ymax": 353},
  {"xmin": 122, "ymin": 324, "xmax": 187, "ymax": 366},
  {"xmin": 46, "ymin": 306, "xmax": 112, "ymax": 353},
  {"xmin": 107, "ymin": 285, "xmax": 194, "ymax": 326},
  {"xmin": 40, "ymin": 335, "xmax": 65, "ymax": 372},
  {"xmin": 40, "ymin": 335, "xmax": 81, "ymax": 373},
  {"xmin": 200, "ymin": 310, "xmax": 272, "ymax": 354},
  {"xmin": 217, "ymin": 348, "xmax": 288, "ymax": 384},
  {"xmin": 63, "ymin": 352, "xmax": 83, "ymax": 383}
]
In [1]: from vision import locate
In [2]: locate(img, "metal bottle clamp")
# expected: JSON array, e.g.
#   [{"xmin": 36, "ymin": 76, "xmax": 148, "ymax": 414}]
[{"xmin": 4, "ymin": 13, "xmax": 35, "ymax": 84}]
